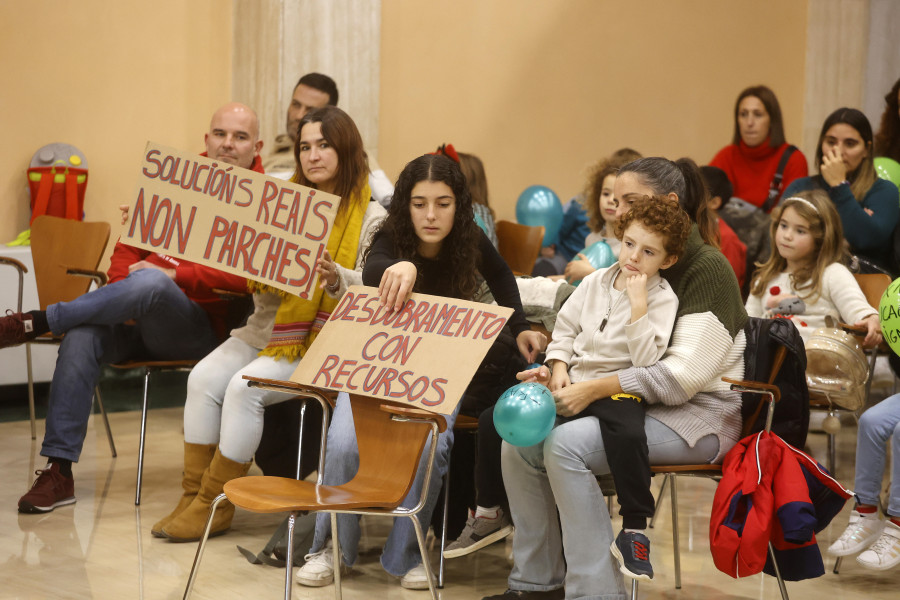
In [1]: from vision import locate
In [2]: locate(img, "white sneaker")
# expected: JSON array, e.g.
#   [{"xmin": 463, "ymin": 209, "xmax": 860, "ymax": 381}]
[
  {"xmin": 857, "ymin": 521, "xmax": 900, "ymax": 570},
  {"xmin": 827, "ymin": 510, "xmax": 884, "ymax": 556},
  {"xmin": 296, "ymin": 541, "xmax": 349, "ymax": 587},
  {"xmin": 400, "ymin": 563, "xmax": 431, "ymax": 590}
]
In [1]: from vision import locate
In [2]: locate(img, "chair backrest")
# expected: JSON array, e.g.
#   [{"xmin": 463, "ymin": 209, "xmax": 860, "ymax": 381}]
[
  {"xmin": 495, "ymin": 220, "xmax": 544, "ymax": 276},
  {"xmin": 31, "ymin": 215, "xmax": 110, "ymax": 309},
  {"xmin": 337, "ymin": 395, "xmax": 436, "ymax": 509},
  {"xmin": 852, "ymin": 272, "xmax": 891, "ymax": 311}
]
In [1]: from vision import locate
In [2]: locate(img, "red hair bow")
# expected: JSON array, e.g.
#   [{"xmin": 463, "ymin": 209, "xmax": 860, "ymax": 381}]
[{"xmin": 430, "ymin": 143, "xmax": 460, "ymax": 163}]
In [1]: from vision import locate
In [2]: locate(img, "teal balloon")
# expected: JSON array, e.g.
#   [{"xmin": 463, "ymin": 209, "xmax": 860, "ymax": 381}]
[
  {"xmin": 580, "ymin": 240, "xmax": 615, "ymax": 269},
  {"xmin": 571, "ymin": 240, "xmax": 615, "ymax": 286},
  {"xmin": 515, "ymin": 185, "xmax": 563, "ymax": 246},
  {"xmin": 880, "ymin": 277, "xmax": 900, "ymax": 357},
  {"xmin": 493, "ymin": 382, "xmax": 556, "ymax": 447},
  {"xmin": 875, "ymin": 157, "xmax": 900, "ymax": 188}
]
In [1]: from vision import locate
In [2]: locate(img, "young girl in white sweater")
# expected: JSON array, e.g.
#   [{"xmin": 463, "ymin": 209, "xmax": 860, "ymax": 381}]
[{"xmin": 745, "ymin": 190, "xmax": 881, "ymax": 348}]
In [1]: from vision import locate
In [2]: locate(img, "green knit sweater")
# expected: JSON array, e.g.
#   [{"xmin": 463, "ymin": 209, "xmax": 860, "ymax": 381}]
[{"xmin": 618, "ymin": 225, "xmax": 748, "ymax": 461}]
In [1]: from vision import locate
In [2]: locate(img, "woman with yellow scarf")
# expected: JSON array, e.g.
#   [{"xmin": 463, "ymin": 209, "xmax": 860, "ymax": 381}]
[{"xmin": 154, "ymin": 106, "xmax": 387, "ymax": 542}]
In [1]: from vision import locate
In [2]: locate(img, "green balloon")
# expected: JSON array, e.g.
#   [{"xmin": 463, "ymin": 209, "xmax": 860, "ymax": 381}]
[
  {"xmin": 874, "ymin": 157, "xmax": 900, "ymax": 188},
  {"xmin": 880, "ymin": 277, "xmax": 900, "ymax": 357}
]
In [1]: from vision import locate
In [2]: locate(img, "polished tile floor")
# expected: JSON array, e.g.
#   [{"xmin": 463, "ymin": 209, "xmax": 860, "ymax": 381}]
[{"xmin": 1, "ymin": 375, "xmax": 899, "ymax": 599}]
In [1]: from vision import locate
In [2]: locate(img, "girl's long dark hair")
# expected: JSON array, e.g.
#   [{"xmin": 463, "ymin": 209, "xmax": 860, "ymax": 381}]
[{"xmin": 367, "ymin": 154, "xmax": 482, "ymax": 299}]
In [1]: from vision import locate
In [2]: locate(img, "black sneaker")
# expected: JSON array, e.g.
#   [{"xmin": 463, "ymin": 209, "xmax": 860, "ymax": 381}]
[
  {"xmin": 444, "ymin": 508, "xmax": 514, "ymax": 558},
  {"xmin": 610, "ymin": 529, "xmax": 653, "ymax": 580}
]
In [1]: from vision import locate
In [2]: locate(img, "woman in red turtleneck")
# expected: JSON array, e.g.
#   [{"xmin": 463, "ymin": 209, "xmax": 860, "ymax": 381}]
[{"xmin": 710, "ymin": 85, "xmax": 808, "ymax": 211}]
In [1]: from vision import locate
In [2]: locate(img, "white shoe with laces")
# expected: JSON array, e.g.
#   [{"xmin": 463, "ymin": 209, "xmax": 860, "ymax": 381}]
[
  {"xmin": 857, "ymin": 521, "xmax": 900, "ymax": 571},
  {"xmin": 827, "ymin": 510, "xmax": 884, "ymax": 556},
  {"xmin": 295, "ymin": 540, "xmax": 349, "ymax": 587},
  {"xmin": 400, "ymin": 563, "xmax": 431, "ymax": 590}
]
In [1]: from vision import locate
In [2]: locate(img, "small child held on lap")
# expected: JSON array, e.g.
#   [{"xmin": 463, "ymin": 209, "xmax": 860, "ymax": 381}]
[{"xmin": 545, "ymin": 195, "xmax": 691, "ymax": 581}]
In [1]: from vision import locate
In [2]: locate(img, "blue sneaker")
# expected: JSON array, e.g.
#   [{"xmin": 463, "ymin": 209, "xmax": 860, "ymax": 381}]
[{"xmin": 610, "ymin": 529, "xmax": 653, "ymax": 580}]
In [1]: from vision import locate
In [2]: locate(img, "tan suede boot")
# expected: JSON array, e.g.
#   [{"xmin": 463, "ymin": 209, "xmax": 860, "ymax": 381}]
[
  {"xmin": 151, "ymin": 442, "xmax": 217, "ymax": 537},
  {"xmin": 161, "ymin": 448, "xmax": 251, "ymax": 543}
]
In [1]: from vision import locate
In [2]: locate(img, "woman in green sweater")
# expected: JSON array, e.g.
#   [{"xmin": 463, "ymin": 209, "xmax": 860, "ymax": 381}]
[{"xmin": 484, "ymin": 157, "xmax": 747, "ymax": 600}]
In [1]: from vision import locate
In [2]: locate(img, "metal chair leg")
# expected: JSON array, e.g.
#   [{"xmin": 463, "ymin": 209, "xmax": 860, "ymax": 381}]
[
  {"xmin": 768, "ymin": 542, "xmax": 790, "ymax": 599},
  {"xmin": 93, "ymin": 386, "xmax": 117, "ymax": 457},
  {"xmin": 135, "ymin": 367, "xmax": 151, "ymax": 505},
  {"xmin": 833, "ymin": 556, "xmax": 842, "ymax": 574},
  {"xmin": 631, "ymin": 578, "xmax": 638, "ymax": 599},
  {"xmin": 183, "ymin": 493, "xmax": 227, "ymax": 599},
  {"xmin": 438, "ymin": 462, "xmax": 451, "ymax": 588},
  {"xmin": 670, "ymin": 474, "xmax": 681, "ymax": 589},
  {"xmin": 410, "ymin": 513, "xmax": 439, "ymax": 600},
  {"xmin": 26, "ymin": 343, "xmax": 36, "ymax": 440},
  {"xmin": 295, "ymin": 400, "xmax": 307, "ymax": 480},
  {"xmin": 827, "ymin": 429, "xmax": 836, "ymax": 475},
  {"xmin": 283, "ymin": 512, "xmax": 296, "ymax": 600},
  {"xmin": 331, "ymin": 512, "xmax": 343, "ymax": 600},
  {"xmin": 649, "ymin": 473, "xmax": 669, "ymax": 529}
]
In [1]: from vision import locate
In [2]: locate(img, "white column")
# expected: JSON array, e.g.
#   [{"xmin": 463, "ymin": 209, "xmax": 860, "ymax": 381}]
[{"xmin": 231, "ymin": 0, "xmax": 382, "ymax": 161}]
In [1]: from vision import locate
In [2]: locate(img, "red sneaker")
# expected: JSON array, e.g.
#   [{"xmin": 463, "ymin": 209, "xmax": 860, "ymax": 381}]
[
  {"xmin": 0, "ymin": 311, "xmax": 36, "ymax": 349},
  {"xmin": 18, "ymin": 463, "xmax": 76, "ymax": 513}
]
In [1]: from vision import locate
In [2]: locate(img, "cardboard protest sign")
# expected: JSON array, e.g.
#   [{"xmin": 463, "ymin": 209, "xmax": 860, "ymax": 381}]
[
  {"xmin": 121, "ymin": 142, "xmax": 340, "ymax": 296},
  {"xmin": 291, "ymin": 285, "xmax": 515, "ymax": 415}
]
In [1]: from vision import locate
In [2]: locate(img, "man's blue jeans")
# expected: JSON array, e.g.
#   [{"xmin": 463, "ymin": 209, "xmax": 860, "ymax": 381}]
[{"xmin": 41, "ymin": 268, "xmax": 219, "ymax": 462}]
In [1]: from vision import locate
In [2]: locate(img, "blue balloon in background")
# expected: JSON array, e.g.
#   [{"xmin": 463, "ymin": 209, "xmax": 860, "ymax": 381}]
[
  {"xmin": 516, "ymin": 185, "xmax": 563, "ymax": 246},
  {"xmin": 572, "ymin": 240, "xmax": 616, "ymax": 286},
  {"xmin": 493, "ymin": 382, "xmax": 556, "ymax": 447}
]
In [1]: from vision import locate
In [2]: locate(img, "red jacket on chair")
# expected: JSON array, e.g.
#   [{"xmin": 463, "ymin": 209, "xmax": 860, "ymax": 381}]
[{"xmin": 709, "ymin": 430, "xmax": 853, "ymax": 581}]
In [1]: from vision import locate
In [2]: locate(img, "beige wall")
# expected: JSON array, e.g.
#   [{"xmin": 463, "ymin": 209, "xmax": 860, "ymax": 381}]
[
  {"xmin": 1, "ymin": 0, "xmax": 814, "ymax": 257},
  {"xmin": 379, "ymin": 0, "xmax": 809, "ymax": 221},
  {"xmin": 0, "ymin": 1, "xmax": 232, "ymax": 266}
]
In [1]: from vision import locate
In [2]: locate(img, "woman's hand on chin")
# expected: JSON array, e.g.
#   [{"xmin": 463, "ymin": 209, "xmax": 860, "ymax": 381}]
[{"xmin": 377, "ymin": 261, "xmax": 418, "ymax": 312}]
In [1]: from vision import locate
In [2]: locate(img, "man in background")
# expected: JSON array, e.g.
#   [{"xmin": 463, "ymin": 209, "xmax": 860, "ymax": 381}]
[{"xmin": 1, "ymin": 102, "xmax": 264, "ymax": 514}]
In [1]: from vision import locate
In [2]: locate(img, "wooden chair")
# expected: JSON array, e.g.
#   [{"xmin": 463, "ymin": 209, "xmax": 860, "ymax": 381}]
[
  {"xmin": 26, "ymin": 216, "xmax": 116, "ymax": 454},
  {"xmin": 825, "ymin": 272, "xmax": 892, "ymax": 575},
  {"xmin": 640, "ymin": 347, "xmax": 792, "ymax": 600},
  {"xmin": 808, "ymin": 272, "xmax": 892, "ymax": 474},
  {"xmin": 496, "ymin": 220, "xmax": 545, "ymax": 275},
  {"xmin": 0, "ymin": 255, "xmax": 35, "ymax": 434},
  {"xmin": 114, "ymin": 286, "xmax": 253, "ymax": 506},
  {"xmin": 183, "ymin": 378, "xmax": 447, "ymax": 600}
]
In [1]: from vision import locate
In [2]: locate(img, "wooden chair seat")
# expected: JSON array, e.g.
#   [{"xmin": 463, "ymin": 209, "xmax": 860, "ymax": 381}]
[
  {"xmin": 639, "ymin": 351, "xmax": 790, "ymax": 599},
  {"xmin": 650, "ymin": 463, "xmax": 722, "ymax": 475},
  {"xmin": 108, "ymin": 358, "xmax": 199, "ymax": 370},
  {"xmin": 454, "ymin": 414, "xmax": 479, "ymax": 430},
  {"xmin": 184, "ymin": 384, "xmax": 448, "ymax": 600}
]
